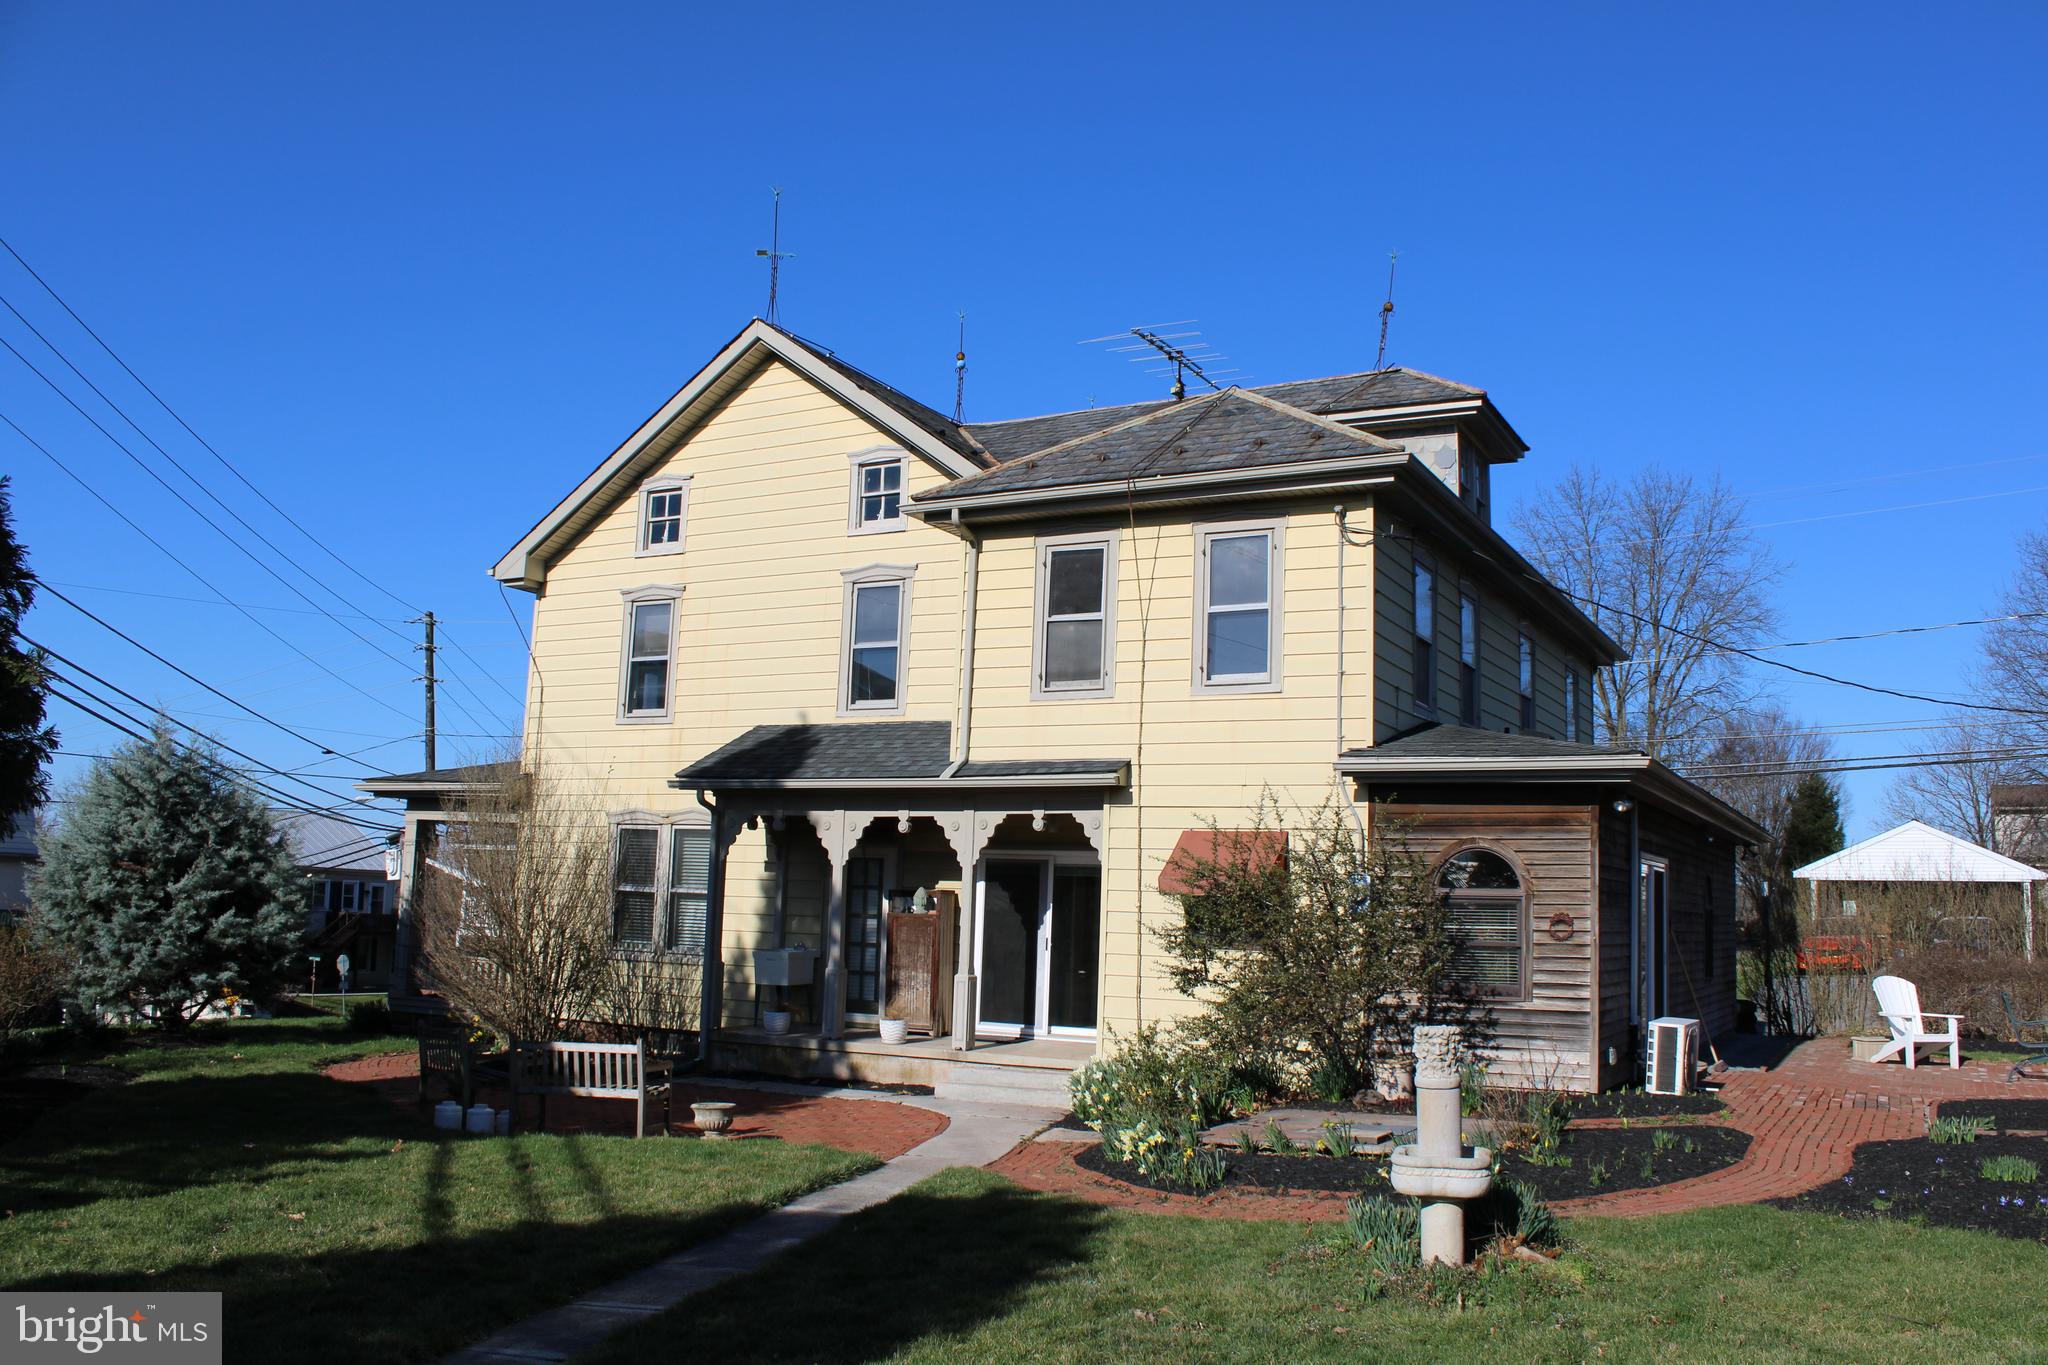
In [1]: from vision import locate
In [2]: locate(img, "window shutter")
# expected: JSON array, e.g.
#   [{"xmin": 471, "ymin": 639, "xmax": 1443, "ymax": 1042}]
[{"xmin": 667, "ymin": 828, "xmax": 712, "ymax": 955}]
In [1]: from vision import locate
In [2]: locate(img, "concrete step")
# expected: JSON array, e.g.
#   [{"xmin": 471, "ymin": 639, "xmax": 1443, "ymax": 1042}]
[
  {"xmin": 934, "ymin": 1061, "xmax": 1075, "ymax": 1106},
  {"xmin": 931, "ymin": 1082, "xmax": 1073, "ymax": 1109}
]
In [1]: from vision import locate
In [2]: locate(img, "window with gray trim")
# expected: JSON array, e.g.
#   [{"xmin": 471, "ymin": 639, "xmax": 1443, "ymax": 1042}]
[
  {"xmin": 850, "ymin": 454, "xmax": 906, "ymax": 533},
  {"xmin": 638, "ymin": 478, "xmax": 689, "ymax": 555},
  {"xmin": 1413, "ymin": 556, "xmax": 1436, "ymax": 715},
  {"xmin": 1517, "ymin": 630, "xmax": 1536, "ymax": 731},
  {"xmin": 611, "ymin": 822, "xmax": 710, "ymax": 954},
  {"xmin": 1564, "ymin": 669, "xmax": 1577, "ymax": 741},
  {"xmin": 619, "ymin": 593, "xmax": 678, "ymax": 721},
  {"xmin": 840, "ymin": 566, "xmax": 914, "ymax": 713},
  {"xmin": 1035, "ymin": 532, "xmax": 1116, "ymax": 696},
  {"xmin": 1458, "ymin": 591, "xmax": 1479, "ymax": 726},
  {"xmin": 1196, "ymin": 522, "xmax": 1280, "ymax": 690}
]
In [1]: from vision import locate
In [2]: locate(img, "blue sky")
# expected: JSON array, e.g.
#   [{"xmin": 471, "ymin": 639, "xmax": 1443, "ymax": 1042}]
[{"xmin": 2, "ymin": 3, "xmax": 2043, "ymax": 838}]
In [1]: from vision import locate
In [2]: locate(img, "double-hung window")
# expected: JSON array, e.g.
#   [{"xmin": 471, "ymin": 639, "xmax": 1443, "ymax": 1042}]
[
  {"xmin": 618, "ymin": 587, "xmax": 681, "ymax": 723},
  {"xmin": 1034, "ymin": 532, "xmax": 1116, "ymax": 697},
  {"xmin": 1517, "ymin": 630, "xmax": 1536, "ymax": 731},
  {"xmin": 612, "ymin": 821, "xmax": 712, "ymax": 955},
  {"xmin": 848, "ymin": 451, "xmax": 906, "ymax": 533},
  {"xmin": 1438, "ymin": 848, "xmax": 1527, "ymax": 1000},
  {"xmin": 840, "ymin": 565, "xmax": 914, "ymax": 714},
  {"xmin": 1564, "ymin": 670, "xmax": 1577, "ymax": 741},
  {"xmin": 1458, "ymin": 592, "xmax": 1479, "ymax": 726},
  {"xmin": 1195, "ymin": 522, "xmax": 1282, "ymax": 691},
  {"xmin": 637, "ymin": 477, "xmax": 690, "ymax": 556},
  {"xmin": 1413, "ymin": 557, "xmax": 1436, "ymax": 715}
]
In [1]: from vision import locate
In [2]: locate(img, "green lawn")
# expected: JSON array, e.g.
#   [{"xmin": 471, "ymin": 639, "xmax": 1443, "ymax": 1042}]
[
  {"xmin": 0, "ymin": 1017, "xmax": 874, "ymax": 1365},
  {"xmin": 578, "ymin": 1167, "xmax": 2048, "ymax": 1364}
]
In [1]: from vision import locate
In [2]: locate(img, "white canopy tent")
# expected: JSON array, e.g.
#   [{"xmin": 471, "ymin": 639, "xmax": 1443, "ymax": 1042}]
[{"xmin": 1795, "ymin": 820, "xmax": 2047, "ymax": 960}]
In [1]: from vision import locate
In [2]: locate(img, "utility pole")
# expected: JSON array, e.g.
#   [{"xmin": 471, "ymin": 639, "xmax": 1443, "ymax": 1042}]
[{"xmin": 417, "ymin": 611, "xmax": 438, "ymax": 771}]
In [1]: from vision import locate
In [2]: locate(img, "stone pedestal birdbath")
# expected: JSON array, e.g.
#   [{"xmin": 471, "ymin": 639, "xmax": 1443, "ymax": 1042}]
[{"xmin": 1388, "ymin": 1025, "xmax": 1493, "ymax": 1265}]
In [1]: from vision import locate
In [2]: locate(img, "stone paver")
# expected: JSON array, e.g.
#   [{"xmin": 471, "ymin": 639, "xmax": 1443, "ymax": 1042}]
[{"xmin": 437, "ymin": 1084, "xmax": 1062, "ymax": 1365}]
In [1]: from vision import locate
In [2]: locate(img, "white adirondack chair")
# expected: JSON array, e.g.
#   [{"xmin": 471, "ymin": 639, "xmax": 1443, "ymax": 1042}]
[{"xmin": 1869, "ymin": 975, "xmax": 1962, "ymax": 1069}]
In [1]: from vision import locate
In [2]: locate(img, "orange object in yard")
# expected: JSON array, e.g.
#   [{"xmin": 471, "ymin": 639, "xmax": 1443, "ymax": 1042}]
[{"xmin": 1796, "ymin": 934, "xmax": 1873, "ymax": 973}]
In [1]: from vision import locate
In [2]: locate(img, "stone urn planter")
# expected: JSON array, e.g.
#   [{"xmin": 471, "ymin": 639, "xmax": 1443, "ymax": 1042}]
[
  {"xmin": 761, "ymin": 1008, "xmax": 793, "ymax": 1037},
  {"xmin": 691, "ymin": 1101, "xmax": 737, "ymax": 1140},
  {"xmin": 877, "ymin": 1017, "xmax": 910, "ymax": 1046}
]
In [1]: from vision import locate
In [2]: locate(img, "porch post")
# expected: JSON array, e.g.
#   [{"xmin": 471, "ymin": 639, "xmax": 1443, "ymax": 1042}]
[
  {"xmin": 814, "ymin": 811, "xmax": 852, "ymax": 1040},
  {"xmin": 2026, "ymin": 880, "xmax": 2036, "ymax": 964}
]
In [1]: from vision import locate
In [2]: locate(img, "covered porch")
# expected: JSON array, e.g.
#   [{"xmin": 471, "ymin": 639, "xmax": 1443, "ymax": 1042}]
[{"xmin": 675, "ymin": 721, "xmax": 1127, "ymax": 1088}]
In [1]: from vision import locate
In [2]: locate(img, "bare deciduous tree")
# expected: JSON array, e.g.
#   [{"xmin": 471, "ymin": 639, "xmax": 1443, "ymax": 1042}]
[
  {"xmin": 1981, "ymin": 529, "xmax": 2048, "ymax": 774},
  {"xmin": 1512, "ymin": 466, "xmax": 1783, "ymax": 766},
  {"xmin": 0, "ymin": 916, "xmax": 70, "ymax": 1037},
  {"xmin": 414, "ymin": 765, "xmax": 617, "ymax": 1043},
  {"xmin": 1881, "ymin": 717, "xmax": 2021, "ymax": 846}
]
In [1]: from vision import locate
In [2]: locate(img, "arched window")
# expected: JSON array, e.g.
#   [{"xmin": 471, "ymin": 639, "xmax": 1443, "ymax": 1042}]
[{"xmin": 1437, "ymin": 848, "xmax": 1526, "ymax": 999}]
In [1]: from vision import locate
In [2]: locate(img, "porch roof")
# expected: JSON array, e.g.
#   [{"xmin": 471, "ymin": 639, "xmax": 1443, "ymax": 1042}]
[
  {"xmin": 1337, "ymin": 722, "xmax": 1769, "ymax": 845},
  {"xmin": 673, "ymin": 721, "xmax": 1129, "ymax": 790}
]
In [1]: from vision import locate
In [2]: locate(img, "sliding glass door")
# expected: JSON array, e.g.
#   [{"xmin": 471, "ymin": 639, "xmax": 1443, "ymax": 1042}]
[{"xmin": 976, "ymin": 857, "xmax": 1100, "ymax": 1038}]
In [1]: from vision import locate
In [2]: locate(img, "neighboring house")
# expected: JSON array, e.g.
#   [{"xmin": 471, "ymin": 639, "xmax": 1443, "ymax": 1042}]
[
  {"xmin": 0, "ymin": 814, "xmax": 37, "ymax": 923},
  {"xmin": 274, "ymin": 809, "xmax": 399, "ymax": 992},
  {"xmin": 361, "ymin": 319, "xmax": 1764, "ymax": 1091},
  {"xmin": 1991, "ymin": 784, "xmax": 2048, "ymax": 870},
  {"xmin": 1795, "ymin": 819, "xmax": 2045, "ymax": 962}
]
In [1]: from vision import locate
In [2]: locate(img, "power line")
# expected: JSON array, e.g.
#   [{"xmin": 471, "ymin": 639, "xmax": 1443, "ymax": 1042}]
[
  {"xmin": 27, "ymin": 584, "xmax": 404, "ymax": 770},
  {"xmin": 1, "ymin": 410, "xmax": 416, "ymax": 721},
  {"xmin": 0, "ymin": 232, "xmax": 423, "ymax": 618}
]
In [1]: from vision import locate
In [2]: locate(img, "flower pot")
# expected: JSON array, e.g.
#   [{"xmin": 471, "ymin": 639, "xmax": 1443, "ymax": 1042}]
[
  {"xmin": 494, "ymin": 1109, "xmax": 512, "ymax": 1136},
  {"xmin": 878, "ymin": 1018, "xmax": 910, "ymax": 1045},
  {"xmin": 761, "ymin": 1009, "xmax": 793, "ymax": 1037},
  {"xmin": 433, "ymin": 1100, "xmax": 462, "ymax": 1132},
  {"xmin": 692, "ymin": 1101, "xmax": 737, "ymax": 1140},
  {"xmin": 464, "ymin": 1103, "xmax": 495, "ymax": 1135}
]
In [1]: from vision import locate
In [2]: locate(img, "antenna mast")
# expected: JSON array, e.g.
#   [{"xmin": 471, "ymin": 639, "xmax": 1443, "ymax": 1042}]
[
  {"xmin": 952, "ymin": 310, "xmax": 967, "ymax": 423},
  {"xmin": 1375, "ymin": 250, "xmax": 1399, "ymax": 370},
  {"xmin": 755, "ymin": 187, "xmax": 795, "ymax": 325}
]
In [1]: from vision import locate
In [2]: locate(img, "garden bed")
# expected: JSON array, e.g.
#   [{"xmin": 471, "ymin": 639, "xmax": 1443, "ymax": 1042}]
[
  {"xmin": 1565, "ymin": 1090, "xmax": 1725, "ymax": 1120},
  {"xmin": 1499, "ymin": 1123, "xmax": 1750, "ymax": 1200},
  {"xmin": 1075, "ymin": 1140, "xmax": 1389, "ymax": 1197},
  {"xmin": 1770, "ymin": 1100, "xmax": 2048, "ymax": 1241}
]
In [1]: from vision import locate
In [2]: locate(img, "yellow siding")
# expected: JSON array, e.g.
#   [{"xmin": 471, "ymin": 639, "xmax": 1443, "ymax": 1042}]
[
  {"xmin": 519, "ymin": 358, "xmax": 967, "ymax": 1014},
  {"xmin": 963, "ymin": 500, "xmax": 1377, "ymax": 1036}
]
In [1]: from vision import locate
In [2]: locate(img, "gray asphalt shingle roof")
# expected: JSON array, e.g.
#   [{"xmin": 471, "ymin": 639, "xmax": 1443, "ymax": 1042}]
[
  {"xmin": 963, "ymin": 367, "xmax": 1482, "ymax": 464},
  {"xmin": 363, "ymin": 761, "xmax": 519, "ymax": 788},
  {"xmin": 771, "ymin": 326, "xmax": 993, "ymax": 469},
  {"xmin": 917, "ymin": 388, "xmax": 1404, "ymax": 503},
  {"xmin": 1341, "ymin": 723, "xmax": 1646, "ymax": 764},
  {"xmin": 675, "ymin": 722, "xmax": 1126, "ymax": 786}
]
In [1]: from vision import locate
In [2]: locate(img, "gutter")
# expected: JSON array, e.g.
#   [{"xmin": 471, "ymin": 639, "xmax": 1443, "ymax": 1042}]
[
  {"xmin": 910, "ymin": 456, "xmax": 1406, "ymax": 516},
  {"xmin": 940, "ymin": 511, "xmax": 980, "ymax": 779},
  {"xmin": 669, "ymin": 769, "xmax": 1129, "ymax": 792}
]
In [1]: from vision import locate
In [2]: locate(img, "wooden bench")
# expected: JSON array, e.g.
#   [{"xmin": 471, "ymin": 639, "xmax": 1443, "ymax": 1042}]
[
  {"xmin": 510, "ymin": 1040, "xmax": 673, "ymax": 1138},
  {"xmin": 418, "ymin": 1025, "xmax": 484, "ymax": 1109}
]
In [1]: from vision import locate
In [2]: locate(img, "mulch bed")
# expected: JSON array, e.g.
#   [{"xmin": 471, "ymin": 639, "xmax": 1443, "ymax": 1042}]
[
  {"xmin": 1499, "ymin": 1124, "xmax": 1751, "ymax": 1200},
  {"xmin": 1074, "ymin": 1142, "xmax": 1390, "ymax": 1197},
  {"xmin": 1566, "ymin": 1091, "xmax": 1726, "ymax": 1120},
  {"xmin": 1770, "ymin": 1100, "xmax": 2048, "ymax": 1241}
]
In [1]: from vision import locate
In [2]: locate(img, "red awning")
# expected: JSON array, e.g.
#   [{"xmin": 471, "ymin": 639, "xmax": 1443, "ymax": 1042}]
[{"xmin": 1158, "ymin": 829, "xmax": 1289, "ymax": 896}]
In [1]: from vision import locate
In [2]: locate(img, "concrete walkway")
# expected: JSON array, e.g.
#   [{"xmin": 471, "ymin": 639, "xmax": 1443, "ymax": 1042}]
[{"xmin": 440, "ymin": 1083, "xmax": 1063, "ymax": 1365}]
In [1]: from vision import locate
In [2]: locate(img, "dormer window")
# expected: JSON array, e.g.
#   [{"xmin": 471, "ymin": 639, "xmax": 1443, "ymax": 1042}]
[
  {"xmin": 637, "ymin": 477, "xmax": 690, "ymax": 557},
  {"xmin": 848, "ymin": 450, "xmax": 906, "ymax": 534}
]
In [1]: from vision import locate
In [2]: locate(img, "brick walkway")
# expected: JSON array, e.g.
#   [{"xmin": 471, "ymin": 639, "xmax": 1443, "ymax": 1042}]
[
  {"xmin": 325, "ymin": 1051, "xmax": 948, "ymax": 1160},
  {"xmin": 991, "ymin": 1039, "xmax": 2048, "ymax": 1222}
]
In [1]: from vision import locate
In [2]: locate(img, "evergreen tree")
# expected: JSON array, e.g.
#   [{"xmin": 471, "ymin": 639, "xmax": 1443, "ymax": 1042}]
[
  {"xmin": 31, "ymin": 723, "xmax": 302, "ymax": 1026},
  {"xmin": 1781, "ymin": 771, "xmax": 1846, "ymax": 876},
  {"xmin": 0, "ymin": 477, "xmax": 57, "ymax": 825}
]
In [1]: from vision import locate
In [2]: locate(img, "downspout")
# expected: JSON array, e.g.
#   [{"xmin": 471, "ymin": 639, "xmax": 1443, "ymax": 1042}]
[
  {"xmin": 694, "ymin": 788, "xmax": 727, "ymax": 1067},
  {"xmin": 1335, "ymin": 506, "xmax": 1370, "ymax": 850},
  {"xmin": 1627, "ymin": 798, "xmax": 1642, "ymax": 1075},
  {"xmin": 940, "ymin": 508, "xmax": 980, "ymax": 779}
]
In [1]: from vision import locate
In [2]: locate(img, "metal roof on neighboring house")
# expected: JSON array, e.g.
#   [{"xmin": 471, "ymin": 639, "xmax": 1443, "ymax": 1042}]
[
  {"xmin": 915, "ymin": 388, "xmax": 1404, "ymax": 504},
  {"xmin": 272, "ymin": 809, "xmax": 393, "ymax": 875},
  {"xmin": 674, "ymin": 722, "xmax": 1127, "ymax": 789},
  {"xmin": 1794, "ymin": 820, "xmax": 2047, "ymax": 884}
]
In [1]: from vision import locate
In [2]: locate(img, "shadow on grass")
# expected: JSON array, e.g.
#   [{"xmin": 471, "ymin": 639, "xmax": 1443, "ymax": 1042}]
[
  {"xmin": 13, "ymin": 1202, "xmax": 785, "ymax": 1365},
  {"xmin": 579, "ymin": 1169, "xmax": 1110, "ymax": 1365},
  {"xmin": 2, "ymin": 1069, "xmax": 428, "ymax": 1213}
]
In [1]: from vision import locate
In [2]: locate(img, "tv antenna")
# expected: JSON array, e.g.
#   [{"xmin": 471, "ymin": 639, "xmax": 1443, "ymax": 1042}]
[
  {"xmin": 755, "ymin": 187, "xmax": 795, "ymax": 325},
  {"xmin": 1077, "ymin": 321, "xmax": 1247, "ymax": 401},
  {"xmin": 1375, "ymin": 250, "xmax": 1398, "ymax": 369},
  {"xmin": 952, "ymin": 310, "xmax": 967, "ymax": 422}
]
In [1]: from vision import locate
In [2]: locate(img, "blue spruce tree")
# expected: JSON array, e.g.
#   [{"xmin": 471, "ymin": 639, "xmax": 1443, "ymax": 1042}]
[{"xmin": 32, "ymin": 723, "xmax": 303, "ymax": 1026}]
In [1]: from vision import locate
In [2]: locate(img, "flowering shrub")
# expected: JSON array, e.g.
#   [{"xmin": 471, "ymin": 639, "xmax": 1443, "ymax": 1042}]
[
  {"xmin": 1068, "ymin": 1025, "xmax": 1236, "ymax": 1129},
  {"xmin": 1097, "ymin": 1112, "xmax": 1229, "ymax": 1192}
]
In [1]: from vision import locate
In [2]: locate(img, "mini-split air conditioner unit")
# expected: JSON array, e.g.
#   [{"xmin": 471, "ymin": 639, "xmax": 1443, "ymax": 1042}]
[{"xmin": 1646, "ymin": 1016, "xmax": 1701, "ymax": 1095}]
